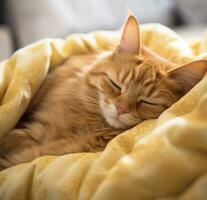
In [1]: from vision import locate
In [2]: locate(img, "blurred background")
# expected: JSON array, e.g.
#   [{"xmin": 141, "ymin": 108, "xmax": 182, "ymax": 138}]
[{"xmin": 0, "ymin": 0, "xmax": 207, "ymax": 60}]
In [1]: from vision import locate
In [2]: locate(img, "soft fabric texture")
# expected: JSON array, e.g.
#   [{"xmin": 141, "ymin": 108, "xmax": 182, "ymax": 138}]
[{"xmin": 0, "ymin": 24, "xmax": 207, "ymax": 200}]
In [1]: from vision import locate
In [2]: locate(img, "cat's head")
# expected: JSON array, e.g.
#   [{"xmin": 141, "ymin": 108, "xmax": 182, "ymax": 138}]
[{"xmin": 86, "ymin": 14, "xmax": 207, "ymax": 129}]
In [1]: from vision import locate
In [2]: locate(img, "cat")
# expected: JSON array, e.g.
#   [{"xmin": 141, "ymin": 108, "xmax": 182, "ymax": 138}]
[{"xmin": 0, "ymin": 14, "xmax": 207, "ymax": 170}]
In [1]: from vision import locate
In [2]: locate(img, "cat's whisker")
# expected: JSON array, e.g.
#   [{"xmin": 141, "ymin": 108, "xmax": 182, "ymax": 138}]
[
  {"xmin": 70, "ymin": 95, "xmax": 100, "ymax": 106},
  {"xmin": 69, "ymin": 86, "xmax": 100, "ymax": 100}
]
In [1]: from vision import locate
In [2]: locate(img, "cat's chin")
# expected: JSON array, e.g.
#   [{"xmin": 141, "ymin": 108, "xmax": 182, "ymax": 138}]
[{"xmin": 105, "ymin": 116, "xmax": 129, "ymax": 129}]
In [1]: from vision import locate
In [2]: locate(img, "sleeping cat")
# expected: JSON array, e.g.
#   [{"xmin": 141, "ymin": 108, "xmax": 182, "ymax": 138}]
[{"xmin": 0, "ymin": 14, "xmax": 207, "ymax": 170}]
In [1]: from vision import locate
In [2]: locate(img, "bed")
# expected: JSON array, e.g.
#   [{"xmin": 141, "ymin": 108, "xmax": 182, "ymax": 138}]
[{"xmin": 0, "ymin": 23, "xmax": 207, "ymax": 200}]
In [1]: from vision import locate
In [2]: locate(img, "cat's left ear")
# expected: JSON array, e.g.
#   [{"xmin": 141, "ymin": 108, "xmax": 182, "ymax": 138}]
[
  {"xmin": 116, "ymin": 14, "xmax": 141, "ymax": 55},
  {"xmin": 167, "ymin": 60, "xmax": 207, "ymax": 93}
]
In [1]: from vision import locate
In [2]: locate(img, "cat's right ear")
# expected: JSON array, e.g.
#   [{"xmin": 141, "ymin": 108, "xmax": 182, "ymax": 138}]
[
  {"xmin": 167, "ymin": 60, "xmax": 207, "ymax": 94},
  {"xmin": 116, "ymin": 14, "xmax": 141, "ymax": 55}
]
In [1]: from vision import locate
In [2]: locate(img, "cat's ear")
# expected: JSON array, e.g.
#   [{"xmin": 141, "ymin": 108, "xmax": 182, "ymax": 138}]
[
  {"xmin": 167, "ymin": 60, "xmax": 207, "ymax": 93},
  {"xmin": 116, "ymin": 14, "xmax": 141, "ymax": 55}
]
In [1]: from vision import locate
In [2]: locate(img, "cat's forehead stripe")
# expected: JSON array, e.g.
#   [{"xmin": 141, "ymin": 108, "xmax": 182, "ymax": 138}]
[
  {"xmin": 119, "ymin": 69, "xmax": 129, "ymax": 83},
  {"xmin": 119, "ymin": 68, "xmax": 134, "ymax": 84},
  {"xmin": 125, "ymin": 70, "xmax": 134, "ymax": 83},
  {"xmin": 138, "ymin": 66, "xmax": 161, "ymax": 98},
  {"xmin": 145, "ymin": 84, "xmax": 156, "ymax": 97}
]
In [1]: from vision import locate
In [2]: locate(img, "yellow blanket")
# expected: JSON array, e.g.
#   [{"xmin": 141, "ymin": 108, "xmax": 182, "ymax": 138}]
[{"xmin": 0, "ymin": 24, "xmax": 207, "ymax": 200}]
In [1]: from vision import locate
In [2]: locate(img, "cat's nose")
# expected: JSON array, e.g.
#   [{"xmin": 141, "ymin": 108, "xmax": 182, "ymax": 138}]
[{"xmin": 116, "ymin": 104, "xmax": 129, "ymax": 116}]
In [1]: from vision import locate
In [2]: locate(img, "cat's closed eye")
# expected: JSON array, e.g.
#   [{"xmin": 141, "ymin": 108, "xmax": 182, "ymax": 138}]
[
  {"xmin": 108, "ymin": 78, "xmax": 121, "ymax": 91},
  {"xmin": 140, "ymin": 100, "xmax": 158, "ymax": 106},
  {"xmin": 140, "ymin": 100, "xmax": 167, "ymax": 109}
]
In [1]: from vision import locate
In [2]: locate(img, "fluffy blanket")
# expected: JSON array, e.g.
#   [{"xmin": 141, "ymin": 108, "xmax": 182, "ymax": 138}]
[{"xmin": 0, "ymin": 24, "xmax": 207, "ymax": 200}]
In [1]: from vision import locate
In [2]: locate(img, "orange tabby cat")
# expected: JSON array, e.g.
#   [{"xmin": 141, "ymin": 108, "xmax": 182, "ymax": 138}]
[{"xmin": 0, "ymin": 15, "xmax": 207, "ymax": 170}]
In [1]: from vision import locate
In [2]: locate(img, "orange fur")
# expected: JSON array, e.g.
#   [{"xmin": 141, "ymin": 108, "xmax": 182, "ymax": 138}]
[{"xmin": 0, "ymin": 15, "xmax": 207, "ymax": 170}]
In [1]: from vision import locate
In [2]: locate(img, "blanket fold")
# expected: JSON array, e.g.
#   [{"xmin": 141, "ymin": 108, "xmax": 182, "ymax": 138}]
[{"xmin": 0, "ymin": 23, "xmax": 207, "ymax": 200}]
